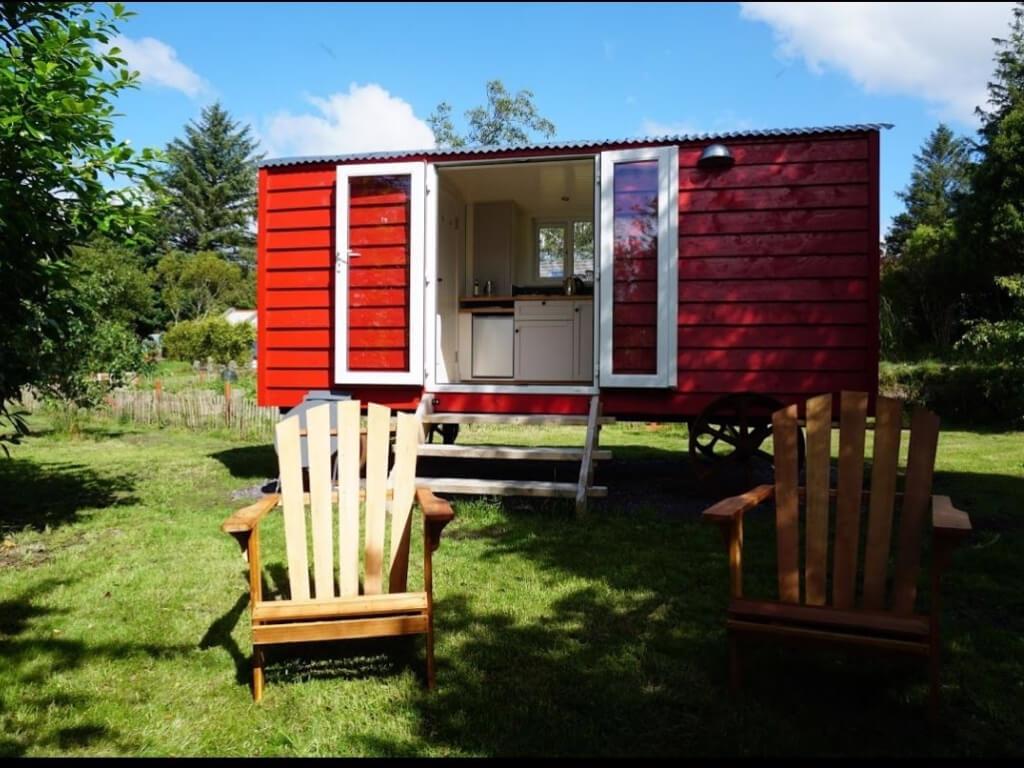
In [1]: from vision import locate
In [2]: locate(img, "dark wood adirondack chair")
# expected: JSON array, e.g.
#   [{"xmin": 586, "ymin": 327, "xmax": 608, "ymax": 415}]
[
  {"xmin": 221, "ymin": 400, "xmax": 454, "ymax": 701},
  {"xmin": 702, "ymin": 391, "xmax": 971, "ymax": 720}
]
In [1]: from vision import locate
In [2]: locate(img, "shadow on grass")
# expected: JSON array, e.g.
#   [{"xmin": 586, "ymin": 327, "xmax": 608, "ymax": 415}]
[
  {"xmin": 0, "ymin": 459, "xmax": 136, "ymax": 535},
  {"xmin": 0, "ymin": 579, "xmax": 194, "ymax": 757},
  {"xmin": 398, "ymin": 454, "xmax": 1024, "ymax": 757},
  {"xmin": 209, "ymin": 445, "xmax": 278, "ymax": 481}
]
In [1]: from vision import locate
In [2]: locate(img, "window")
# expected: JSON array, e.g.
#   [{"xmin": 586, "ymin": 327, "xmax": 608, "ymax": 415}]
[{"xmin": 534, "ymin": 219, "xmax": 594, "ymax": 281}]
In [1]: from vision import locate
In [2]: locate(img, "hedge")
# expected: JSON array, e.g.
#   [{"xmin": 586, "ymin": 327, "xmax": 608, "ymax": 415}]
[
  {"xmin": 162, "ymin": 317, "xmax": 254, "ymax": 366},
  {"xmin": 879, "ymin": 360, "xmax": 1024, "ymax": 427}
]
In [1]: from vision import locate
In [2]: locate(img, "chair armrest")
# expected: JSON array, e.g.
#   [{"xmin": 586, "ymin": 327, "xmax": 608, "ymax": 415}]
[
  {"xmin": 417, "ymin": 487, "xmax": 453, "ymax": 554},
  {"xmin": 702, "ymin": 485, "xmax": 774, "ymax": 525},
  {"xmin": 932, "ymin": 495, "xmax": 971, "ymax": 543},
  {"xmin": 416, "ymin": 487, "xmax": 454, "ymax": 523},
  {"xmin": 221, "ymin": 493, "xmax": 280, "ymax": 534}
]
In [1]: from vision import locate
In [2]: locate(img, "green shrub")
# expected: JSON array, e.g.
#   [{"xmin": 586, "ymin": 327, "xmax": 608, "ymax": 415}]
[
  {"xmin": 880, "ymin": 360, "xmax": 1024, "ymax": 427},
  {"xmin": 163, "ymin": 317, "xmax": 254, "ymax": 365}
]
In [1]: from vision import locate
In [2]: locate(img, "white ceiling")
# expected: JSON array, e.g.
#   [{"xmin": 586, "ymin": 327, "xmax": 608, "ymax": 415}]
[{"xmin": 439, "ymin": 159, "xmax": 594, "ymax": 217}]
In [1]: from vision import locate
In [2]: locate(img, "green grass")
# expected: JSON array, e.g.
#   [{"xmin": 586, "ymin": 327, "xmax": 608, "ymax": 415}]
[
  {"xmin": 135, "ymin": 360, "xmax": 258, "ymax": 399},
  {"xmin": 1, "ymin": 416, "xmax": 1022, "ymax": 756}
]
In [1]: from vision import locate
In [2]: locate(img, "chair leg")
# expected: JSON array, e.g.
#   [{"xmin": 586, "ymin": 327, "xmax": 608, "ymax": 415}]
[
  {"xmin": 928, "ymin": 649, "xmax": 940, "ymax": 725},
  {"xmin": 252, "ymin": 645, "xmax": 265, "ymax": 702},
  {"xmin": 426, "ymin": 618, "xmax": 437, "ymax": 691},
  {"xmin": 728, "ymin": 630, "xmax": 741, "ymax": 691}
]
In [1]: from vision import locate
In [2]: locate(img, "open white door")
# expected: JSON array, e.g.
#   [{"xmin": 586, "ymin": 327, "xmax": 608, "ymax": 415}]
[
  {"xmin": 334, "ymin": 162, "xmax": 425, "ymax": 385},
  {"xmin": 597, "ymin": 146, "xmax": 678, "ymax": 388}
]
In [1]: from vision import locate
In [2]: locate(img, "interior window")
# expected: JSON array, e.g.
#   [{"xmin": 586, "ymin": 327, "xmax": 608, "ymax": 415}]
[
  {"xmin": 573, "ymin": 221, "xmax": 594, "ymax": 277},
  {"xmin": 537, "ymin": 225, "xmax": 566, "ymax": 279},
  {"xmin": 536, "ymin": 219, "xmax": 593, "ymax": 281}
]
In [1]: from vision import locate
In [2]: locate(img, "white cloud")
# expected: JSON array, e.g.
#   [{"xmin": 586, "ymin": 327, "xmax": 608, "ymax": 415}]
[
  {"xmin": 107, "ymin": 35, "xmax": 208, "ymax": 98},
  {"xmin": 261, "ymin": 83, "xmax": 436, "ymax": 158},
  {"xmin": 739, "ymin": 2, "xmax": 1014, "ymax": 124}
]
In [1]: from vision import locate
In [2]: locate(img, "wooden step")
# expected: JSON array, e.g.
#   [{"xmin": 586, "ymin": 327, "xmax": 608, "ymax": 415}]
[
  {"xmin": 417, "ymin": 444, "xmax": 612, "ymax": 461},
  {"xmin": 415, "ymin": 477, "xmax": 608, "ymax": 499},
  {"xmin": 422, "ymin": 412, "xmax": 615, "ymax": 426}
]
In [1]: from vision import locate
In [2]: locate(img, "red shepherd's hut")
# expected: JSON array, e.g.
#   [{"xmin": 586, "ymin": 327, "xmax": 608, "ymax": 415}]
[{"xmin": 255, "ymin": 123, "xmax": 888, "ymax": 504}]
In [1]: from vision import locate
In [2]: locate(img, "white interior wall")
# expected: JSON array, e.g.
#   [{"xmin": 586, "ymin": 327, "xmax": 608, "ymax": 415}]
[{"xmin": 439, "ymin": 159, "xmax": 594, "ymax": 293}]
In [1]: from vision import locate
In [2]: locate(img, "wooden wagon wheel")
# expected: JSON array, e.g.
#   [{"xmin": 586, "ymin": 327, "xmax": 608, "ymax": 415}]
[{"xmin": 688, "ymin": 392, "xmax": 805, "ymax": 487}]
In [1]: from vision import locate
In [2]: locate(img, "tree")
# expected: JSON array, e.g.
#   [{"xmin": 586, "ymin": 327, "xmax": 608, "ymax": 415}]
[
  {"xmin": 884, "ymin": 124, "xmax": 972, "ymax": 259},
  {"xmin": 73, "ymin": 237, "xmax": 158, "ymax": 334},
  {"xmin": 880, "ymin": 124, "xmax": 973, "ymax": 355},
  {"xmin": 958, "ymin": 1, "xmax": 1024, "ymax": 325},
  {"xmin": 155, "ymin": 250, "xmax": 254, "ymax": 323},
  {"xmin": 0, "ymin": 2, "xmax": 155, "ymax": 448},
  {"xmin": 428, "ymin": 80, "xmax": 556, "ymax": 149},
  {"xmin": 159, "ymin": 102, "xmax": 263, "ymax": 258}
]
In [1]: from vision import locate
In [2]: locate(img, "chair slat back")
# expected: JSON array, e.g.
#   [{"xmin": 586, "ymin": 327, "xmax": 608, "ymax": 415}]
[
  {"xmin": 388, "ymin": 412, "xmax": 420, "ymax": 593},
  {"xmin": 277, "ymin": 415, "xmax": 310, "ymax": 601},
  {"xmin": 307, "ymin": 401, "xmax": 334, "ymax": 598},
  {"xmin": 770, "ymin": 391, "xmax": 940, "ymax": 615},
  {"xmin": 861, "ymin": 396, "xmax": 903, "ymax": 609},
  {"xmin": 891, "ymin": 407, "xmax": 940, "ymax": 615},
  {"xmin": 771, "ymin": 404, "xmax": 801, "ymax": 604},
  {"xmin": 832, "ymin": 390, "xmax": 868, "ymax": 609},
  {"xmin": 363, "ymin": 403, "xmax": 390, "ymax": 596},
  {"xmin": 803, "ymin": 393, "xmax": 832, "ymax": 606},
  {"xmin": 337, "ymin": 399, "xmax": 361, "ymax": 597},
  {"xmin": 273, "ymin": 400, "xmax": 421, "ymax": 602}
]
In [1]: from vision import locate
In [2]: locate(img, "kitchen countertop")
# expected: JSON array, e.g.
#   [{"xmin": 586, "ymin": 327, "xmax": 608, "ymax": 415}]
[{"xmin": 460, "ymin": 293, "xmax": 592, "ymax": 303}]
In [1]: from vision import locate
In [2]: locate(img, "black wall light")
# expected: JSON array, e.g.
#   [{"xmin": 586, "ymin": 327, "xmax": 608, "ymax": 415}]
[{"xmin": 697, "ymin": 142, "xmax": 735, "ymax": 169}]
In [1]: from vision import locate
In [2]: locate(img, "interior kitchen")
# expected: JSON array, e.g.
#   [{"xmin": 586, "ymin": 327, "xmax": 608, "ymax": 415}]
[{"xmin": 433, "ymin": 157, "xmax": 596, "ymax": 385}]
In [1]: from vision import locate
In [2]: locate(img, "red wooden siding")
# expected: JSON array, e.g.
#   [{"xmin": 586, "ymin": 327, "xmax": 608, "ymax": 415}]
[
  {"xmin": 257, "ymin": 129, "xmax": 880, "ymax": 413},
  {"xmin": 664, "ymin": 131, "xmax": 878, "ymax": 418},
  {"xmin": 259, "ymin": 164, "xmax": 336, "ymax": 406}
]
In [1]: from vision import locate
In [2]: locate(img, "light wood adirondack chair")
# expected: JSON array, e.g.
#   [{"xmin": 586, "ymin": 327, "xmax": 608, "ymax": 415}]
[
  {"xmin": 702, "ymin": 391, "xmax": 971, "ymax": 720},
  {"xmin": 220, "ymin": 400, "xmax": 454, "ymax": 701}
]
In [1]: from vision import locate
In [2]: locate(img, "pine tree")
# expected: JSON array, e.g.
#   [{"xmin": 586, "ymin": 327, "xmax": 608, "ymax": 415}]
[
  {"xmin": 884, "ymin": 124, "xmax": 971, "ymax": 259},
  {"xmin": 959, "ymin": 1, "xmax": 1024, "ymax": 321},
  {"xmin": 160, "ymin": 102, "xmax": 264, "ymax": 257},
  {"xmin": 976, "ymin": 2, "xmax": 1024, "ymax": 141}
]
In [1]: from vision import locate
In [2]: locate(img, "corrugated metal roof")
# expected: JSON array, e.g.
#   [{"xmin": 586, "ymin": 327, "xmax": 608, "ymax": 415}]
[{"xmin": 259, "ymin": 123, "xmax": 893, "ymax": 169}]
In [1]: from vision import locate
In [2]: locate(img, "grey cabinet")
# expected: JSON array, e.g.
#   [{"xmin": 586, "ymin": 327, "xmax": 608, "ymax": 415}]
[
  {"xmin": 471, "ymin": 201, "xmax": 519, "ymax": 296},
  {"xmin": 513, "ymin": 299, "xmax": 593, "ymax": 382}
]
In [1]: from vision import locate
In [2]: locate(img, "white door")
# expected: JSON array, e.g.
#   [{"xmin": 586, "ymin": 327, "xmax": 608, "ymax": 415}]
[
  {"xmin": 334, "ymin": 162, "xmax": 425, "ymax": 385},
  {"xmin": 597, "ymin": 147, "xmax": 678, "ymax": 388},
  {"xmin": 434, "ymin": 183, "xmax": 463, "ymax": 383}
]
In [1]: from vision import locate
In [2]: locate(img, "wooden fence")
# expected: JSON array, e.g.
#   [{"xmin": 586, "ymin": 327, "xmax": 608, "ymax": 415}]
[{"xmin": 104, "ymin": 388, "xmax": 279, "ymax": 439}]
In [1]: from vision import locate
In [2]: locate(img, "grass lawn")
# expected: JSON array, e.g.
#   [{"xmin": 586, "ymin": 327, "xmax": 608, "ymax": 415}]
[{"xmin": 1, "ymin": 415, "xmax": 1022, "ymax": 756}]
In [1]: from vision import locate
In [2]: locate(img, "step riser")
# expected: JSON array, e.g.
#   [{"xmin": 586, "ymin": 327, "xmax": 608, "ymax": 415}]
[
  {"xmin": 423, "ymin": 413, "xmax": 615, "ymax": 426},
  {"xmin": 416, "ymin": 478, "xmax": 607, "ymax": 499},
  {"xmin": 418, "ymin": 446, "xmax": 612, "ymax": 461}
]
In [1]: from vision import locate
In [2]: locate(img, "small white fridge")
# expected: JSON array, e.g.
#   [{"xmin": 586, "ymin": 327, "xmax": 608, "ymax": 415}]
[{"xmin": 471, "ymin": 314, "xmax": 514, "ymax": 378}]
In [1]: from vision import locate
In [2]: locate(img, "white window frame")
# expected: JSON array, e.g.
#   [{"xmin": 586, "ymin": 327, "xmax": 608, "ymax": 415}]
[
  {"xmin": 532, "ymin": 218, "xmax": 595, "ymax": 283},
  {"xmin": 598, "ymin": 146, "xmax": 678, "ymax": 388},
  {"xmin": 334, "ymin": 161, "xmax": 425, "ymax": 385}
]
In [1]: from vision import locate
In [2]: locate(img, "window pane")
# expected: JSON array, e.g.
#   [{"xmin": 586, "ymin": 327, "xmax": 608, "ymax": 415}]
[
  {"xmin": 572, "ymin": 220, "xmax": 594, "ymax": 277},
  {"xmin": 612, "ymin": 160, "xmax": 658, "ymax": 375},
  {"xmin": 538, "ymin": 225, "xmax": 565, "ymax": 279}
]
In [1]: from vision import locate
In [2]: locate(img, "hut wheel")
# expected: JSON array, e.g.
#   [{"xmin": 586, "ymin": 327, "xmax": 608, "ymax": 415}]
[{"xmin": 688, "ymin": 392, "xmax": 805, "ymax": 485}]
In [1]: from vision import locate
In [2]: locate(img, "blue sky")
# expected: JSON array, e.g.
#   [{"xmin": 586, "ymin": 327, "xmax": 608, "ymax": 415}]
[{"xmin": 109, "ymin": 2, "xmax": 1017, "ymax": 229}]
